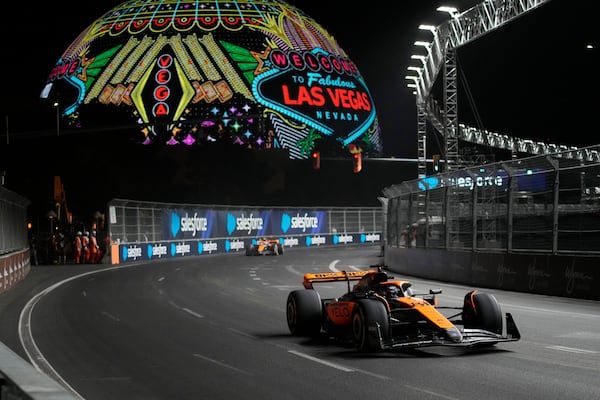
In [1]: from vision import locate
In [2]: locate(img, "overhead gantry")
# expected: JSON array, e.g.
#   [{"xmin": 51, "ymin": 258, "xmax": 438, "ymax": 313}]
[{"xmin": 405, "ymin": 0, "xmax": 597, "ymax": 178}]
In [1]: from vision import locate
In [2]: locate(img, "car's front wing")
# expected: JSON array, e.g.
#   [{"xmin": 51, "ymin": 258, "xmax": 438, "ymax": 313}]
[{"xmin": 378, "ymin": 312, "xmax": 521, "ymax": 350}]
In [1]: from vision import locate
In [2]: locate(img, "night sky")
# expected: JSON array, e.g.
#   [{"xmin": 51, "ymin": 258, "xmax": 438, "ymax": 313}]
[{"xmin": 0, "ymin": 0, "xmax": 597, "ymax": 223}]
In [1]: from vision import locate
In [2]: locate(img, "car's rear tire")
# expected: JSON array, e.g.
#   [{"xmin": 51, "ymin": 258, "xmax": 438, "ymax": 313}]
[
  {"xmin": 462, "ymin": 290, "xmax": 502, "ymax": 334},
  {"xmin": 277, "ymin": 244, "xmax": 284, "ymax": 255},
  {"xmin": 351, "ymin": 299, "xmax": 389, "ymax": 352},
  {"xmin": 286, "ymin": 290, "xmax": 322, "ymax": 337}
]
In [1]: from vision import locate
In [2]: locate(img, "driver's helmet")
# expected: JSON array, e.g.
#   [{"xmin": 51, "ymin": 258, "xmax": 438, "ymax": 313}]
[{"xmin": 385, "ymin": 285, "xmax": 401, "ymax": 298}]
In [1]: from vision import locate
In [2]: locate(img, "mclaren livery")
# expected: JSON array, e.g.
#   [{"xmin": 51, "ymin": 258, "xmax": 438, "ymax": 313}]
[
  {"xmin": 245, "ymin": 238, "xmax": 284, "ymax": 256},
  {"xmin": 286, "ymin": 266, "xmax": 520, "ymax": 352}
]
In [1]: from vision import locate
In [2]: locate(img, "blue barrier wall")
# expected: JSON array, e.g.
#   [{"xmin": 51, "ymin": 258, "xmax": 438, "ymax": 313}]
[{"xmin": 108, "ymin": 200, "xmax": 384, "ymax": 264}]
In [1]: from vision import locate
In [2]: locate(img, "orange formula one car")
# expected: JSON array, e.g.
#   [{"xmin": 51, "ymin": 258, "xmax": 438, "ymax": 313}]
[
  {"xmin": 245, "ymin": 238, "xmax": 284, "ymax": 256},
  {"xmin": 286, "ymin": 266, "xmax": 520, "ymax": 352}
]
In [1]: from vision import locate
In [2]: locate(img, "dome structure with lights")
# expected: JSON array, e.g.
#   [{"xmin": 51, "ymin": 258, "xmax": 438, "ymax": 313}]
[{"xmin": 40, "ymin": 0, "xmax": 382, "ymax": 160}]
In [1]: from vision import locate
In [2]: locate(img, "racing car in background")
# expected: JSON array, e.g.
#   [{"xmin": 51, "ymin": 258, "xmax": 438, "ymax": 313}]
[
  {"xmin": 245, "ymin": 238, "xmax": 284, "ymax": 256},
  {"xmin": 286, "ymin": 265, "xmax": 520, "ymax": 352}
]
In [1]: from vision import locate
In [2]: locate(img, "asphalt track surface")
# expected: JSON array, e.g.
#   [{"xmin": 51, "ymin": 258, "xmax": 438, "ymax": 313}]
[{"xmin": 0, "ymin": 245, "xmax": 599, "ymax": 400}]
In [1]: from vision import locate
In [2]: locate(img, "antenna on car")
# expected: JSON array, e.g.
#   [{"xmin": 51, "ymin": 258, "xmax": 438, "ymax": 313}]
[{"xmin": 342, "ymin": 270, "xmax": 352, "ymax": 292}]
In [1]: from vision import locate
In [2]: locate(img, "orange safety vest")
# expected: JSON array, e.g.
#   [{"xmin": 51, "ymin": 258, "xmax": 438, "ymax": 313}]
[
  {"xmin": 74, "ymin": 235, "xmax": 82, "ymax": 263},
  {"xmin": 82, "ymin": 235, "xmax": 90, "ymax": 262},
  {"xmin": 90, "ymin": 235, "xmax": 99, "ymax": 256}
]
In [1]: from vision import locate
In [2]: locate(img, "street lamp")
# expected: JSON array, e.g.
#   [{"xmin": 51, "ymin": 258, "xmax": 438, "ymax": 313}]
[
  {"xmin": 53, "ymin": 102, "xmax": 60, "ymax": 136},
  {"xmin": 47, "ymin": 210, "xmax": 58, "ymax": 233}
]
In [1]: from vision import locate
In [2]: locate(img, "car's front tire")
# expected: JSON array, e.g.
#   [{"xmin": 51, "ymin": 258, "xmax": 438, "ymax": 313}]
[
  {"xmin": 351, "ymin": 299, "xmax": 389, "ymax": 352},
  {"xmin": 286, "ymin": 290, "xmax": 322, "ymax": 337},
  {"xmin": 462, "ymin": 290, "xmax": 502, "ymax": 334}
]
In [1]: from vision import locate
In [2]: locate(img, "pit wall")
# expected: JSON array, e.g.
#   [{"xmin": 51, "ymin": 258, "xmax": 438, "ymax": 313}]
[{"xmin": 384, "ymin": 246, "xmax": 600, "ymax": 301}]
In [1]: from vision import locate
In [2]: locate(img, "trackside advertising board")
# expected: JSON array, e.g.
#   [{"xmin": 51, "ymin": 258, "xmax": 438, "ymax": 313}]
[
  {"xmin": 162, "ymin": 209, "xmax": 328, "ymax": 239},
  {"xmin": 112, "ymin": 208, "xmax": 380, "ymax": 264}
]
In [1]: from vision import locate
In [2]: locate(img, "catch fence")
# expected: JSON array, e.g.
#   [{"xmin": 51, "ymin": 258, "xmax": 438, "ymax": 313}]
[
  {"xmin": 107, "ymin": 199, "xmax": 382, "ymax": 248},
  {"xmin": 382, "ymin": 145, "xmax": 600, "ymax": 255}
]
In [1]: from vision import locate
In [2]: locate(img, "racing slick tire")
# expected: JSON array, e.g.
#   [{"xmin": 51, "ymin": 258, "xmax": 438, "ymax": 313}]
[
  {"xmin": 277, "ymin": 244, "xmax": 284, "ymax": 255},
  {"xmin": 351, "ymin": 299, "xmax": 389, "ymax": 352},
  {"xmin": 245, "ymin": 245, "xmax": 257, "ymax": 256},
  {"xmin": 462, "ymin": 290, "xmax": 502, "ymax": 334},
  {"xmin": 286, "ymin": 290, "xmax": 322, "ymax": 337}
]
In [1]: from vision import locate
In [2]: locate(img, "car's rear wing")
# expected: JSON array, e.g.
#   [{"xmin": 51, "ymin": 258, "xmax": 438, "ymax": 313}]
[{"xmin": 303, "ymin": 270, "xmax": 370, "ymax": 289}]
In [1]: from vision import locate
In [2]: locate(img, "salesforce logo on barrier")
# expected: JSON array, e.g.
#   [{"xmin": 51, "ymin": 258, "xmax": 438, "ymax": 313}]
[
  {"xmin": 281, "ymin": 214, "xmax": 291, "ymax": 232},
  {"xmin": 170, "ymin": 242, "xmax": 191, "ymax": 256},
  {"xmin": 227, "ymin": 213, "xmax": 265, "ymax": 235},
  {"xmin": 227, "ymin": 214, "xmax": 236, "ymax": 235},
  {"xmin": 171, "ymin": 212, "xmax": 181, "ymax": 237},
  {"xmin": 121, "ymin": 245, "xmax": 142, "ymax": 261},
  {"xmin": 281, "ymin": 212, "xmax": 321, "ymax": 234},
  {"xmin": 283, "ymin": 237, "xmax": 299, "ymax": 247},
  {"xmin": 333, "ymin": 234, "xmax": 353, "ymax": 245},
  {"xmin": 147, "ymin": 243, "xmax": 168, "ymax": 259},
  {"xmin": 305, "ymin": 236, "xmax": 326, "ymax": 246},
  {"xmin": 225, "ymin": 239, "xmax": 246, "ymax": 252},
  {"xmin": 198, "ymin": 241, "xmax": 218, "ymax": 254},
  {"xmin": 171, "ymin": 211, "xmax": 209, "ymax": 238},
  {"xmin": 360, "ymin": 233, "xmax": 381, "ymax": 243}
]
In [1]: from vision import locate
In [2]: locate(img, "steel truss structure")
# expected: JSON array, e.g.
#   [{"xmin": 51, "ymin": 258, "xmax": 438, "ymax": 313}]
[{"xmin": 408, "ymin": 0, "xmax": 598, "ymax": 178}]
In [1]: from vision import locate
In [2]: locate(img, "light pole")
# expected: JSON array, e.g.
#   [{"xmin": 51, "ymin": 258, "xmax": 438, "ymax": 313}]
[
  {"xmin": 53, "ymin": 102, "xmax": 60, "ymax": 136},
  {"xmin": 47, "ymin": 210, "xmax": 57, "ymax": 234}
]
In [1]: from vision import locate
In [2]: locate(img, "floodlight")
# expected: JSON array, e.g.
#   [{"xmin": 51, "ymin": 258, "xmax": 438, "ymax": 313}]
[
  {"xmin": 418, "ymin": 24, "xmax": 436, "ymax": 33},
  {"xmin": 414, "ymin": 41, "xmax": 431, "ymax": 48},
  {"xmin": 437, "ymin": 6, "xmax": 459, "ymax": 17}
]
